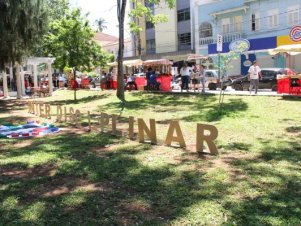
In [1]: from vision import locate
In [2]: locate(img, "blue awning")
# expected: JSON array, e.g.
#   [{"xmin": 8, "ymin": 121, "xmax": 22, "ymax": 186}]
[{"xmin": 208, "ymin": 36, "xmax": 277, "ymax": 54}]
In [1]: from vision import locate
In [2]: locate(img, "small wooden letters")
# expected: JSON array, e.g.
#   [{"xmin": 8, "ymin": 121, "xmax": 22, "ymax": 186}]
[{"xmin": 27, "ymin": 101, "xmax": 219, "ymax": 155}]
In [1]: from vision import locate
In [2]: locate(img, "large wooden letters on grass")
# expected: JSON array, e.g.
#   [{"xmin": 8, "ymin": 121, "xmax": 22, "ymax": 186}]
[
  {"xmin": 138, "ymin": 118, "xmax": 157, "ymax": 144},
  {"xmin": 165, "ymin": 121, "xmax": 186, "ymax": 148},
  {"xmin": 27, "ymin": 101, "xmax": 219, "ymax": 155}
]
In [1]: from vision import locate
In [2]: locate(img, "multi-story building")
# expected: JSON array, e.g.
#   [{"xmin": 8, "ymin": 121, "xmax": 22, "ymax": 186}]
[
  {"xmin": 194, "ymin": 0, "xmax": 301, "ymax": 75},
  {"xmin": 130, "ymin": 0, "xmax": 194, "ymax": 61}
]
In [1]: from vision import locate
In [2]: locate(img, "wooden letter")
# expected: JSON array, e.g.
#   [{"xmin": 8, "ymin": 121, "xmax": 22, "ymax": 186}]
[
  {"xmin": 138, "ymin": 118, "xmax": 157, "ymax": 144},
  {"xmin": 64, "ymin": 107, "xmax": 67, "ymax": 122},
  {"xmin": 39, "ymin": 103, "xmax": 44, "ymax": 118},
  {"xmin": 35, "ymin": 103, "xmax": 39, "ymax": 116},
  {"xmin": 100, "ymin": 112, "xmax": 110, "ymax": 132},
  {"xmin": 45, "ymin": 104, "xmax": 51, "ymax": 119},
  {"xmin": 69, "ymin": 107, "xmax": 75, "ymax": 123},
  {"xmin": 196, "ymin": 123, "xmax": 218, "ymax": 155},
  {"xmin": 111, "ymin": 114, "xmax": 118, "ymax": 135},
  {"xmin": 28, "ymin": 102, "xmax": 33, "ymax": 113},
  {"xmin": 129, "ymin": 116, "xmax": 135, "ymax": 139},
  {"xmin": 88, "ymin": 111, "xmax": 91, "ymax": 131},
  {"xmin": 57, "ymin": 106, "xmax": 63, "ymax": 122},
  {"xmin": 74, "ymin": 109, "xmax": 81, "ymax": 128},
  {"xmin": 165, "ymin": 121, "xmax": 186, "ymax": 148}
]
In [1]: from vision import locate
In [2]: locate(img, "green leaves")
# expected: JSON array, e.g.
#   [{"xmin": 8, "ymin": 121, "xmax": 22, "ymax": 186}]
[
  {"xmin": 0, "ymin": 0, "xmax": 49, "ymax": 67},
  {"xmin": 40, "ymin": 8, "xmax": 110, "ymax": 71}
]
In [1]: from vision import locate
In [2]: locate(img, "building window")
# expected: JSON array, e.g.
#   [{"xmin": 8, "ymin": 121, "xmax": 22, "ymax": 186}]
[
  {"xmin": 234, "ymin": 16, "xmax": 242, "ymax": 33},
  {"xmin": 199, "ymin": 22, "xmax": 213, "ymax": 38},
  {"xmin": 287, "ymin": 5, "xmax": 299, "ymax": 26},
  {"xmin": 178, "ymin": 33, "xmax": 191, "ymax": 50},
  {"xmin": 145, "ymin": 0, "xmax": 154, "ymax": 8},
  {"xmin": 221, "ymin": 18, "xmax": 230, "ymax": 34},
  {"xmin": 251, "ymin": 13, "xmax": 260, "ymax": 31},
  {"xmin": 146, "ymin": 21, "xmax": 154, "ymax": 29},
  {"xmin": 146, "ymin": 39, "xmax": 156, "ymax": 53},
  {"xmin": 268, "ymin": 9, "xmax": 279, "ymax": 28},
  {"xmin": 177, "ymin": 8, "xmax": 190, "ymax": 22}
]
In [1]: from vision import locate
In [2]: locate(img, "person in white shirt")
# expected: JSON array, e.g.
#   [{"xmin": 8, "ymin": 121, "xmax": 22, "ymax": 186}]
[
  {"xmin": 248, "ymin": 60, "xmax": 262, "ymax": 94},
  {"xmin": 180, "ymin": 62, "xmax": 192, "ymax": 92}
]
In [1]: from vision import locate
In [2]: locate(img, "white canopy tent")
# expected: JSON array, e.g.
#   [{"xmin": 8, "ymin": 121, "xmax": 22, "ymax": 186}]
[
  {"xmin": 26, "ymin": 57, "xmax": 56, "ymax": 96},
  {"xmin": 268, "ymin": 44, "xmax": 301, "ymax": 55}
]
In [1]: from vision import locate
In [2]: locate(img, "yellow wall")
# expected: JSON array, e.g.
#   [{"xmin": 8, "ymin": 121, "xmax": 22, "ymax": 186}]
[
  {"xmin": 277, "ymin": 36, "xmax": 301, "ymax": 46},
  {"xmin": 154, "ymin": 2, "xmax": 177, "ymax": 53}
]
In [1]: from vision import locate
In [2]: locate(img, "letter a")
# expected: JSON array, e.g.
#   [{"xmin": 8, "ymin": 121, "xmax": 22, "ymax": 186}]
[{"xmin": 165, "ymin": 121, "xmax": 186, "ymax": 148}]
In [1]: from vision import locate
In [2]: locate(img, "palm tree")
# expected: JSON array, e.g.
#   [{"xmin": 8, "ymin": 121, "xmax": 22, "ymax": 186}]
[
  {"xmin": 0, "ymin": 0, "xmax": 48, "ymax": 98},
  {"xmin": 95, "ymin": 18, "xmax": 107, "ymax": 32}
]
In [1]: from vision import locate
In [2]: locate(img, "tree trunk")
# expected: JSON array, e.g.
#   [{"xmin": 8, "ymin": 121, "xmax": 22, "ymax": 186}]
[
  {"xmin": 73, "ymin": 69, "xmax": 77, "ymax": 101},
  {"xmin": 15, "ymin": 63, "xmax": 22, "ymax": 99},
  {"xmin": 2, "ymin": 69, "xmax": 9, "ymax": 98},
  {"xmin": 116, "ymin": 0, "xmax": 127, "ymax": 103}
]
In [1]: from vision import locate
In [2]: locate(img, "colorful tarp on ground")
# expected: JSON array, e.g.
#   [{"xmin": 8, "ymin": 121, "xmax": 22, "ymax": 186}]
[{"xmin": 0, "ymin": 121, "xmax": 60, "ymax": 138}]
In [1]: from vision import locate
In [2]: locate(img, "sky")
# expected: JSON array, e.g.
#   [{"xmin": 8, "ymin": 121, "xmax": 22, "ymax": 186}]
[{"xmin": 69, "ymin": 0, "xmax": 131, "ymax": 38}]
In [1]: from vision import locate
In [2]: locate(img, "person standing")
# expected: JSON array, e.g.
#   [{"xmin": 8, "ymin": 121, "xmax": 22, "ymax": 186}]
[
  {"xmin": 146, "ymin": 67, "xmax": 152, "ymax": 91},
  {"xmin": 198, "ymin": 64, "xmax": 206, "ymax": 94},
  {"xmin": 248, "ymin": 60, "xmax": 262, "ymax": 94},
  {"xmin": 180, "ymin": 62, "xmax": 191, "ymax": 92}
]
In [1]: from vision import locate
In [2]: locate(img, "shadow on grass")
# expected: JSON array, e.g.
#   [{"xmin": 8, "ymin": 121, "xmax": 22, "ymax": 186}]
[
  {"xmin": 47, "ymin": 94, "xmax": 110, "ymax": 105},
  {"xmin": 220, "ymin": 142, "xmax": 252, "ymax": 151},
  {"xmin": 100, "ymin": 94, "xmax": 218, "ymax": 113},
  {"xmin": 281, "ymin": 96, "xmax": 301, "ymax": 101},
  {"xmin": 181, "ymin": 98, "xmax": 248, "ymax": 122},
  {"xmin": 0, "ymin": 131, "xmax": 231, "ymax": 225},
  {"xmin": 0, "ymin": 116, "xmax": 31, "ymax": 125},
  {"xmin": 225, "ymin": 135, "xmax": 301, "ymax": 225},
  {"xmin": 0, "ymin": 100, "xmax": 27, "ymax": 114}
]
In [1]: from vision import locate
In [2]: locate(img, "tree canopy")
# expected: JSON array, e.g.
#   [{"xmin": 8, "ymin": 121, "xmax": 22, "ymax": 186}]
[
  {"xmin": 0, "ymin": 0, "xmax": 49, "ymax": 67},
  {"xmin": 40, "ymin": 8, "xmax": 110, "ymax": 71},
  {"xmin": 95, "ymin": 18, "xmax": 107, "ymax": 32}
]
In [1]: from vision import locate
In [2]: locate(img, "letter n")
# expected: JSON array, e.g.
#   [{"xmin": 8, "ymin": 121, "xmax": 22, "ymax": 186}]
[{"xmin": 138, "ymin": 118, "xmax": 157, "ymax": 144}]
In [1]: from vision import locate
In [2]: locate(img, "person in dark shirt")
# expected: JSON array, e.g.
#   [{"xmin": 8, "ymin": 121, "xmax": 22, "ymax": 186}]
[
  {"xmin": 149, "ymin": 72, "xmax": 160, "ymax": 90},
  {"xmin": 146, "ymin": 67, "xmax": 152, "ymax": 90}
]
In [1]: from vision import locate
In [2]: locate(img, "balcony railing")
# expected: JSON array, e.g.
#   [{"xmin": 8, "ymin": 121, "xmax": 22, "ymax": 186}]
[
  {"xmin": 199, "ymin": 33, "xmax": 245, "ymax": 46},
  {"xmin": 199, "ymin": 37, "xmax": 214, "ymax": 46},
  {"xmin": 222, "ymin": 32, "xmax": 244, "ymax": 43}
]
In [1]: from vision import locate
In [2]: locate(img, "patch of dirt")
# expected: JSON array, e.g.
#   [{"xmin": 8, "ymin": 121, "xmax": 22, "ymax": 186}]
[
  {"xmin": 0, "ymin": 163, "xmax": 57, "ymax": 179},
  {"xmin": 42, "ymin": 180, "xmax": 108, "ymax": 197},
  {"xmin": 206, "ymin": 152, "xmax": 256, "ymax": 180},
  {"xmin": 12, "ymin": 139, "xmax": 34, "ymax": 148}
]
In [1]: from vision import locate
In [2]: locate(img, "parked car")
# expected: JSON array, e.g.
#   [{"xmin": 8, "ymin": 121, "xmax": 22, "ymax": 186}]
[
  {"xmin": 231, "ymin": 68, "xmax": 298, "ymax": 91},
  {"xmin": 203, "ymin": 69, "xmax": 231, "ymax": 90},
  {"xmin": 172, "ymin": 69, "xmax": 232, "ymax": 90}
]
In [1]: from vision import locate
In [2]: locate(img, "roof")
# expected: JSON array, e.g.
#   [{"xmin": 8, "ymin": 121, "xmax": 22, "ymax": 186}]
[
  {"xmin": 211, "ymin": 6, "xmax": 249, "ymax": 17},
  {"xmin": 94, "ymin": 32, "xmax": 119, "ymax": 46},
  {"xmin": 103, "ymin": 38, "xmax": 131, "ymax": 48}
]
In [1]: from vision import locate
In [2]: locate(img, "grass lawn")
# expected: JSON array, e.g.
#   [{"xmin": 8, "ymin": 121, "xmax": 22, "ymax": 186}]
[{"xmin": 0, "ymin": 90, "xmax": 300, "ymax": 225}]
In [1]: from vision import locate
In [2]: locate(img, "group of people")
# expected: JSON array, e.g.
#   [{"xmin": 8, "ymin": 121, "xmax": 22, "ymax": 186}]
[
  {"xmin": 179, "ymin": 62, "xmax": 206, "ymax": 93},
  {"xmin": 124, "ymin": 67, "xmax": 161, "ymax": 91}
]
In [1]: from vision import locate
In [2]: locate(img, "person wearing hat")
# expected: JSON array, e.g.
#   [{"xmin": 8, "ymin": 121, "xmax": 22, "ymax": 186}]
[{"xmin": 248, "ymin": 60, "xmax": 262, "ymax": 94}]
